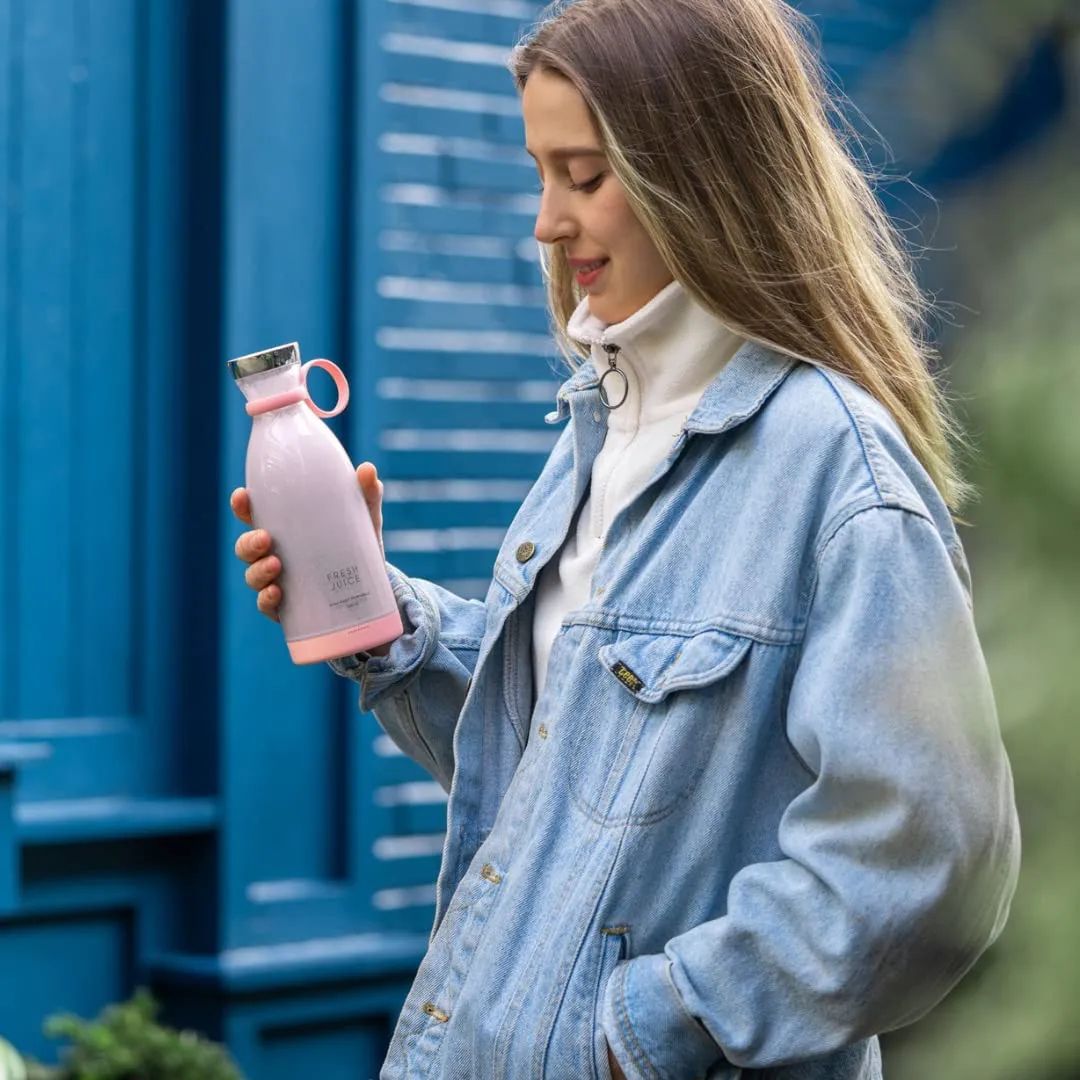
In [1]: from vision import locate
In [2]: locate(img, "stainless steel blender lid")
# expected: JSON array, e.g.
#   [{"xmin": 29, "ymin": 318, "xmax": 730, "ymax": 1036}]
[{"xmin": 227, "ymin": 342, "xmax": 300, "ymax": 380}]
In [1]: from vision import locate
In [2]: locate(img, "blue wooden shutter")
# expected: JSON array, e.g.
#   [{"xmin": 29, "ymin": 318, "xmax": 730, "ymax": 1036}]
[
  {"xmin": 215, "ymin": 0, "xmax": 551, "ymax": 955},
  {"xmin": 349, "ymin": 0, "xmax": 555, "ymax": 933}
]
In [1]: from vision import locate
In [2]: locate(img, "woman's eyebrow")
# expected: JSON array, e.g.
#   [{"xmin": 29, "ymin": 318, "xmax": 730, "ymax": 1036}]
[{"xmin": 525, "ymin": 147, "xmax": 606, "ymax": 162}]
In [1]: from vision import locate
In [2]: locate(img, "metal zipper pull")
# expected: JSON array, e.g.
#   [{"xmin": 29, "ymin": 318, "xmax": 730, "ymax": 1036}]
[{"xmin": 599, "ymin": 343, "xmax": 629, "ymax": 410}]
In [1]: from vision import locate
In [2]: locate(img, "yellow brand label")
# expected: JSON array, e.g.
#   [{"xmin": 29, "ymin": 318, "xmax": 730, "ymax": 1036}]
[{"xmin": 612, "ymin": 662, "xmax": 644, "ymax": 693}]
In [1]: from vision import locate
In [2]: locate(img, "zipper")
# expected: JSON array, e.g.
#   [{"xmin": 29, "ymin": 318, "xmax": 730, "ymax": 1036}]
[{"xmin": 598, "ymin": 343, "xmax": 628, "ymax": 410}]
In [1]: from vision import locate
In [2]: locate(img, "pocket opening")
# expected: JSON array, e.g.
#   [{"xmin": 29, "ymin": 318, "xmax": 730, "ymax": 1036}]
[{"xmin": 592, "ymin": 926, "xmax": 630, "ymax": 1080}]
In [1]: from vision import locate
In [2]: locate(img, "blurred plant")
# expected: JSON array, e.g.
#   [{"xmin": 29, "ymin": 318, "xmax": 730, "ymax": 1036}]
[
  {"xmin": 8, "ymin": 990, "xmax": 244, "ymax": 1080},
  {"xmin": 0, "ymin": 1037, "xmax": 27, "ymax": 1080},
  {"xmin": 881, "ymin": 40, "xmax": 1080, "ymax": 1080}
]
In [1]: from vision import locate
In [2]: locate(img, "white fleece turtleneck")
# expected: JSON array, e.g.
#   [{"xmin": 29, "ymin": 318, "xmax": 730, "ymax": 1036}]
[{"xmin": 531, "ymin": 279, "xmax": 744, "ymax": 703}]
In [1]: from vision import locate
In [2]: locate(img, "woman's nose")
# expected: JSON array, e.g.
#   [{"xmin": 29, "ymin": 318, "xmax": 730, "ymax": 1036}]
[{"xmin": 533, "ymin": 189, "xmax": 575, "ymax": 245}]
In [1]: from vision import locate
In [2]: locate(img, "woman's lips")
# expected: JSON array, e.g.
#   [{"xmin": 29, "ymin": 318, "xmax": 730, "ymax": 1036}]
[{"xmin": 574, "ymin": 259, "xmax": 609, "ymax": 287}]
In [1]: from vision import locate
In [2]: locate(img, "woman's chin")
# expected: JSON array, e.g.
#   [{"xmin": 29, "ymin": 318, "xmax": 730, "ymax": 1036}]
[{"xmin": 587, "ymin": 293, "xmax": 619, "ymax": 323}]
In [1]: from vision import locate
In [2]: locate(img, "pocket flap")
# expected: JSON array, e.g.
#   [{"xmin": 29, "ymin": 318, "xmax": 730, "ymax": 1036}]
[{"xmin": 596, "ymin": 629, "xmax": 752, "ymax": 704}]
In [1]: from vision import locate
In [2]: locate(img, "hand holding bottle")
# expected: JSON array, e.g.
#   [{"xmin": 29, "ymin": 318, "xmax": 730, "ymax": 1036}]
[
  {"xmin": 228, "ymin": 343, "xmax": 402, "ymax": 662},
  {"xmin": 231, "ymin": 461, "xmax": 390, "ymax": 655}
]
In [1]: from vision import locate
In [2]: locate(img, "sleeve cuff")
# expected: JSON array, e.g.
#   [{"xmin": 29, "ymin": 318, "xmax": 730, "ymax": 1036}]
[
  {"xmin": 601, "ymin": 953, "xmax": 728, "ymax": 1080},
  {"xmin": 326, "ymin": 562, "xmax": 441, "ymax": 710}
]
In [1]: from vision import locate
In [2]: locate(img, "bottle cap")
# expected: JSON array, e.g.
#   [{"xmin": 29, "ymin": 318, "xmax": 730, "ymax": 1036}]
[{"xmin": 227, "ymin": 342, "xmax": 300, "ymax": 380}]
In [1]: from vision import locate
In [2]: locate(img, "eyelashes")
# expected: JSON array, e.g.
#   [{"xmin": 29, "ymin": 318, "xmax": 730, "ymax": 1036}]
[
  {"xmin": 535, "ymin": 172, "xmax": 607, "ymax": 195},
  {"xmin": 571, "ymin": 172, "xmax": 606, "ymax": 193}
]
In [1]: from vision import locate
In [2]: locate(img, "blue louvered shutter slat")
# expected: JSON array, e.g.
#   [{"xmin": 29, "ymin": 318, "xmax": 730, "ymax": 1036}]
[{"xmin": 351, "ymin": 0, "xmax": 548, "ymax": 936}]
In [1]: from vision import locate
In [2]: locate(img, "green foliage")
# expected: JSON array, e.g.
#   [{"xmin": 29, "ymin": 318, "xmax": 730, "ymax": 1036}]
[
  {"xmin": 0, "ymin": 1037, "xmax": 28, "ymax": 1080},
  {"xmin": 18, "ymin": 990, "xmax": 244, "ymax": 1080},
  {"xmin": 881, "ymin": 106, "xmax": 1080, "ymax": 1080}
]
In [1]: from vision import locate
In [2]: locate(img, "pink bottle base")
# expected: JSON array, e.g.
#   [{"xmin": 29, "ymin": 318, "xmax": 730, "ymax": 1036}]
[{"xmin": 287, "ymin": 610, "xmax": 404, "ymax": 665}]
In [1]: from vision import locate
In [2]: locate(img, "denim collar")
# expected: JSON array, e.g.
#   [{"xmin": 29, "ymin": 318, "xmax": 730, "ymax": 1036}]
[
  {"xmin": 547, "ymin": 334, "xmax": 799, "ymax": 435},
  {"xmin": 563, "ymin": 280, "xmax": 745, "ymax": 433}
]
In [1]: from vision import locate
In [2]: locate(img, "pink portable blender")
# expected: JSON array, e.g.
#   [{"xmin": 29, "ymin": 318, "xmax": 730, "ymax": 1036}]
[{"xmin": 228, "ymin": 342, "xmax": 402, "ymax": 663}]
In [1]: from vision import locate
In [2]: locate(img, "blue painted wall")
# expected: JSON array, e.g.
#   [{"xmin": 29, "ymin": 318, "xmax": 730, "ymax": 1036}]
[{"xmin": 0, "ymin": 0, "xmax": 1068, "ymax": 1074}]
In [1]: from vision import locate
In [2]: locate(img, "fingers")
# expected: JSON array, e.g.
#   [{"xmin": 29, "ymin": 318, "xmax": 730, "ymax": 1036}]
[
  {"xmin": 244, "ymin": 554, "xmax": 281, "ymax": 591},
  {"xmin": 230, "ymin": 487, "xmax": 252, "ymax": 526},
  {"xmin": 243, "ymin": 549, "xmax": 283, "ymax": 623},
  {"xmin": 233, "ymin": 527, "xmax": 272, "ymax": 564},
  {"xmin": 230, "ymin": 490, "xmax": 271, "ymax": 568},
  {"xmin": 256, "ymin": 584, "xmax": 282, "ymax": 622},
  {"xmin": 230, "ymin": 488, "xmax": 283, "ymax": 622},
  {"xmin": 232, "ymin": 464, "xmax": 387, "ymax": 630}
]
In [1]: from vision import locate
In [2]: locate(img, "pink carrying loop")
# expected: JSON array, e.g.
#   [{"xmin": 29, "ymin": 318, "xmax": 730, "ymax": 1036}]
[{"xmin": 302, "ymin": 359, "xmax": 350, "ymax": 419}]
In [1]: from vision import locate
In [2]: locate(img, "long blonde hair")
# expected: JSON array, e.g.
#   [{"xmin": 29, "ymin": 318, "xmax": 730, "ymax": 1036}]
[{"xmin": 511, "ymin": 0, "xmax": 974, "ymax": 514}]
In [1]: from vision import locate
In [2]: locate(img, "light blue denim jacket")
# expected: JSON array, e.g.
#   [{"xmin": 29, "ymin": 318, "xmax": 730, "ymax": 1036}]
[{"xmin": 330, "ymin": 338, "xmax": 1020, "ymax": 1079}]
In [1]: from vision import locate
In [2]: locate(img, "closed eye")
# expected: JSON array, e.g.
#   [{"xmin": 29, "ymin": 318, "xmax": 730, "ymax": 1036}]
[{"xmin": 535, "ymin": 172, "xmax": 607, "ymax": 195}]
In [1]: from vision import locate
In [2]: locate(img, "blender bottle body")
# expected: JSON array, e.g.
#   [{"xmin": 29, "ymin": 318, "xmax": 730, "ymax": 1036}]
[{"xmin": 229, "ymin": 344, "xmax": 402, "ymax": 664}]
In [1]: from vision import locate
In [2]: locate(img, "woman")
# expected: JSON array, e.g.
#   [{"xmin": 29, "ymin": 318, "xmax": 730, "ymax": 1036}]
[{"xmin": 231, "ymin": 1, "xmax": 1019, "ymax": 1076}]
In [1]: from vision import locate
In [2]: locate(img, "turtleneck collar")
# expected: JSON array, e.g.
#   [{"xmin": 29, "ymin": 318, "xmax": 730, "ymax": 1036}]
[{"xmin": 565, "ymin": 280, "xmax": 744, "ymax": 432}]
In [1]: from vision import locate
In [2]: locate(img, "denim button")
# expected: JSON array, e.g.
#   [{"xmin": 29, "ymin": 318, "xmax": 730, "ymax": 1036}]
[{"xmin": 516, "ymin": 541, "xmax": 537, "ymax": 563}]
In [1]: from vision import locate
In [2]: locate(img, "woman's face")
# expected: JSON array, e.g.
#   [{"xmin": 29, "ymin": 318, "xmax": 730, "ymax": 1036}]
[{"xmin": 522, "ymin": 67, "xmax": 673, "ymax": 326}]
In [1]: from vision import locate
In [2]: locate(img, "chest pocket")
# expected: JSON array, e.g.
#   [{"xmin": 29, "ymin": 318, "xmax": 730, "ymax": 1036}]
[{"xmin": 563, "ymin": 627, "xmax": 752, "ymax": 828}]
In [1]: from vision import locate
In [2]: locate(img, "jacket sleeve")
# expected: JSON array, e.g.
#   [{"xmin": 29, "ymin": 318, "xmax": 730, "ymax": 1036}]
[
  {"xmin": 327, "ymin": 561, "xmax": 487, "ymax": 793},
  {"xmin": 600, "ymin": 504, "xmax": 1021, "ymax": 1078}
]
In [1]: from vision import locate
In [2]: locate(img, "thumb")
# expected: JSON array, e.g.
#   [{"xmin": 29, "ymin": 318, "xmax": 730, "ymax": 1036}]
[
  {"xmin": 355, "ymin": 462, "xmax": 385, "ymax": 552},
  {"xmin": 356, "ymin": 461, "xmax": 379, "ymax": 489}
]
